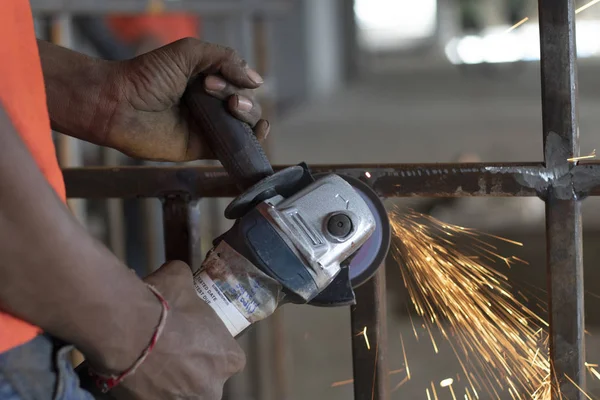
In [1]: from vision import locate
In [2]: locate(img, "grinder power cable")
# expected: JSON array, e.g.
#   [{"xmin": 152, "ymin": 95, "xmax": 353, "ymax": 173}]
[{"xmin": 183, "ymin": 79, "xmax": 391, "ymax": 336}]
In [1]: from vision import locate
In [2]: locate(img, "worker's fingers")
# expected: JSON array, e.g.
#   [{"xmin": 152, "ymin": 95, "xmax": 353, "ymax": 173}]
[
  {"xmin": 170, "ymin": 38, "xmax": 263, "ymax": 89},
  {"xmin": 226, "ymin": 95, "xmax": 262, "ymax": 128},
  {"xmin": 253, "ymin": 119, "xmax": 270, "ymax": 142},
  {"xmin": 203, "ymin": 75, "xmax": 238, "ymax": 99},
  {"xmin": 204, "ymin": 76, "xmax": 262, "ymax": 128}
]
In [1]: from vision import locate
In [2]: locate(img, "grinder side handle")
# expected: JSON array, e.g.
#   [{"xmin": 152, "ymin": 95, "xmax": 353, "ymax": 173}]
[{"xmin": 183, "ymin": 78, "xmax": 273, "ymax": 191}]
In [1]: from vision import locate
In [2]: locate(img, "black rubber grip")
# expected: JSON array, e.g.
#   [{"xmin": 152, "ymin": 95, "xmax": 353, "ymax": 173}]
[{"xmin": 183, "ymin": 79, "xmax": 273, "ymax": 191}]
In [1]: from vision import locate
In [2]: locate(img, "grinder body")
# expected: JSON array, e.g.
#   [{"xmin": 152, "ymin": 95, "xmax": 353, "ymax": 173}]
[
  {"xmin": 182, "ymin": 81, "xmax": 389, "ymax": 336},
  {"xmin": 193, "ymin": 170, "xmax": 376, "ymax": 336},
  {"xmin": 76, "ymin": 79, "xmax": 390, "ymax": 396}
]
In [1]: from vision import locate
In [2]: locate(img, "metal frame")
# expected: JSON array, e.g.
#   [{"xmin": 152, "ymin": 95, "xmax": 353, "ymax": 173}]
[{"xmin": 61, "ymin": 0, "xmax": 588, "ymax": 398}]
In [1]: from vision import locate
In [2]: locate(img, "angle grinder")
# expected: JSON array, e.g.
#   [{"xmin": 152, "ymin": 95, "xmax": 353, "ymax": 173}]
[
  {"xmin": 77, "ymin": 80, "xmax": 391, "ymax": 398},
  {"xmin": 183, "ymin": 79, "xmax": 391, "ymax": 336}
]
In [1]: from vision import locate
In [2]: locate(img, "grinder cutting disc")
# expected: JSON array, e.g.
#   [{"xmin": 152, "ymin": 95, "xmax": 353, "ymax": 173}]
[
  {"xmin": 314, "ymin": 173, "xmax": 391, "ymax": 289},
  {"xmin": 340, "ymin": 175, "xmax": 391, "ymax": 288}
]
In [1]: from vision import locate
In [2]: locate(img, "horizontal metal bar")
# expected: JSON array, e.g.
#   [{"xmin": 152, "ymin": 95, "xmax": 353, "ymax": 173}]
[
  {"xmin": 30, "ymin": 0, "xmax": 290, "ymax": 15},
  {"xmin": 62, "ymin": 162, "xmax": 600, "ymax": 199},
  {"xmin": 62, "ymin": 162, "xmax": 600, "ymax": 200},
  {"xmin": 63, "ymin": 162, "xmax": 552, "ymax": 199}
]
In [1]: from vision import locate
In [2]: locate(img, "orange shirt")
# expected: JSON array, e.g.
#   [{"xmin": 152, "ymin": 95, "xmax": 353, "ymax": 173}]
[
  {"xmin": 0, "ymin": 1, "xmax": 65, "ymax": 354},
  {"xmin": 107, "ymin": 14, "xmax": 200, "ymax": 47}
]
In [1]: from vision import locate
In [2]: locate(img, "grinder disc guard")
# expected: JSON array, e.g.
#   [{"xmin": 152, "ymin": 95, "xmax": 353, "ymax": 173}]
[
  {"xmin": 341, "ymin": 175, "xmax": 391, "ymax": 288},
  {"xmin": 308, "ymin": 174, "xmax": 390, "ymax": 307}
]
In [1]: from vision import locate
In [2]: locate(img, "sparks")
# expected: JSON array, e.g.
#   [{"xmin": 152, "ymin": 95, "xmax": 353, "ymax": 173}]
[
  {"xmin": 576, "ymin": 0, "xmax": 600, "ymax": 14},
  {"xmin": 331, "ymin": 367, "xmax": 406, "ymax": 390},
  {"xmin": 505, "ymin": 17, "xmax": 529, "ymax": 33},
  {"xmin": 361, "ymin": 326, "xmax": 371, "ymax": 350},
  {"xmin": 567, "ymin": 149, "xmax": 596, "ymax": 163},
  {"xmin": 440, "ymin": 378, "xmax": 454, "ymax": 388},
  {"xmin": 563, "ymin": 374, "xmax": 593, "ymax": 400},
  {"xmin": 408, "ymin": 305, "xmax": 419, "ymax": 341},
  {"xmin": 465, "ymin": 387, "xmax": 474, "ymax": 400},
  {"xmin": 391, "ymin": 209, "xmax": 548, "ymax": 398},
  {"xmin": 400, "ymin": 334, "xmax": 411, "ymax": 379},
  {"xmin": 390, "ymin": 209, "xmax": 595, "ymax": 399},
  {"xmin": 502, "ymin": 0, "xmax": 600, "ymax": 39},
  {"xmin": 431, "ymin": 381, "xmax": 439, "ymax": 400},
  {"xmin": 391, "ymin": 376, "xmax": 410, "ymax": 392},
  {"xmin": 449, "ymin": 384, "xmax": 458, "ymax": 400},
  {"xmin": 330, "ymin": 379, "xmax": 353, "ymax": 388},
  {"xmin": 586, "ymin": 362, "xmax": 600, "ymax": 381}
]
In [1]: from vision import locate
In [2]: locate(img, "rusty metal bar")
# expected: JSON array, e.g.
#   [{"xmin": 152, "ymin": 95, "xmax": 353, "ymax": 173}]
[
  {"xmin": 162, "ymin": 195, "xmax": 193, "ymax": 265},
  {"xmin": 62, "ymin": 163, "xmax": 543, "ymax": 199},
  {"xmin": 102, "ymin": 149, "xmax": 127, "ymax": 262},
  {"xmin": 62, "ymin": 162, "xmax": 600, "ymax": 199},
  {"xmin": 351, "ymin": 266, "xmax": 389, "ymax": 400},
  {"xmin": 538, "ymin": 0, "xmax": 585, "ymax": 398}
]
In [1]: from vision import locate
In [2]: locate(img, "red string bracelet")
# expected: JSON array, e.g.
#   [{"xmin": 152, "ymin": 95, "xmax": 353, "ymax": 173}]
[{"xmin": 89, "ymin": 284, "xmax": 170, "ymax": 393}]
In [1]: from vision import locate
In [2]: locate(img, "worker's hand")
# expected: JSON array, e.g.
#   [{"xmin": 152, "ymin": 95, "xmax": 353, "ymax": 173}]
[
  {"xmin": 104, "ymin": 38, "xmax": 269, "ymax": 161},
  {"xmin": 109, "ymin": 261, "xmax": 246, "ymax": 399}
]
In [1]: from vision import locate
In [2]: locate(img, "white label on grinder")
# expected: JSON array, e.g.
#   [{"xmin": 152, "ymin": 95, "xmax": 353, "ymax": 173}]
[{"xmin": 193, "ymin": 271, "xmax": 251, "ymax": 336}]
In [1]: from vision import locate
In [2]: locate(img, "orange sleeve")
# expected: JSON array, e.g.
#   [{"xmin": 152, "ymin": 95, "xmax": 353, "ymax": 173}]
[{"xmin": 0, "ymin": 0, "xmax": 65, "ymax": 353}]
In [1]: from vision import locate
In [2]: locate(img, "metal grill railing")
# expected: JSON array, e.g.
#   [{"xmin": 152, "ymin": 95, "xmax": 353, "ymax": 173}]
[{"xmin": 62, "ymin": 0, "xmax": 590, "ymax": 398}]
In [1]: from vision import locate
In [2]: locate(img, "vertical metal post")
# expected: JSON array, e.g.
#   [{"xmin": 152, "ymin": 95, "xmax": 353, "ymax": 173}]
[
  {"xmin": 142, "ymin": 197, "xmax": 166, "ymax": 273},
  {"xmin": 351, "ymin": 266, "xmax": 389, "ymax": 400},
  {"xmin": 271, "ymin": 309, "xmax": 287, "ymax": 400},
  {"xmin": 538, "ymin": 0, "xmax": 585, "ymax": 398},
  {"xmin": 162, "ymin": 195, "xmax": 193, "ymax": 265},
  {"xmin": 50, "ymin": 14, "xmax": 87, "ymax": 224},
  {"xmin": 340, "ymin": 0, "xmax": 360, "ymax": 82},
  {"xmin": 102, "ymin": 148, "xmax": 126, "ymax": 262}
]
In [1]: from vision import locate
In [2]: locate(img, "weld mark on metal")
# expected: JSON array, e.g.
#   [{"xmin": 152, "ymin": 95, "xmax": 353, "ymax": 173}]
[{"xmin": 485, "ymin": 132, "xmax": 600, "ymax": 200}]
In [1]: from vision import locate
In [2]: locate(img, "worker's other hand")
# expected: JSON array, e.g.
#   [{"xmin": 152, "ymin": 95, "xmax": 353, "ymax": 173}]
[
  {"xmin": 104, "ymin": 38, "xmax": 269, "ymax": 161},
  {"xmin": 110, "ymin": 261, "xmax": 246, "ymax": 400}
]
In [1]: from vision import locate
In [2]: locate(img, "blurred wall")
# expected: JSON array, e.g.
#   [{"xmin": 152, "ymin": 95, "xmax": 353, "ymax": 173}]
[
  {"xmin": 267, "ymin": 0, "xmax": 310, "ymax": 113},
  {"xmin": 303, "ymin": 0, "xmax": 344, "ymax": 99}
]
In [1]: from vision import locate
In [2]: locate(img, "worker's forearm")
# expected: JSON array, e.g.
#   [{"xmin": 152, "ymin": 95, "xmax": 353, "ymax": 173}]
[
  {"xmin": 38, "ymin": 39, "xmax": 120, "ymax": 146},
  {"xmin": 0, "ymin": 104, "xmax": 160, "ymax": 374}
]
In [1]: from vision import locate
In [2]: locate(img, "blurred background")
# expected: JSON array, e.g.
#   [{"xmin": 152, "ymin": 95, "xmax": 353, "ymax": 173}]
[{"xmin": 31, "ymin": 0, "xmax": 600, "ymax": 398}]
